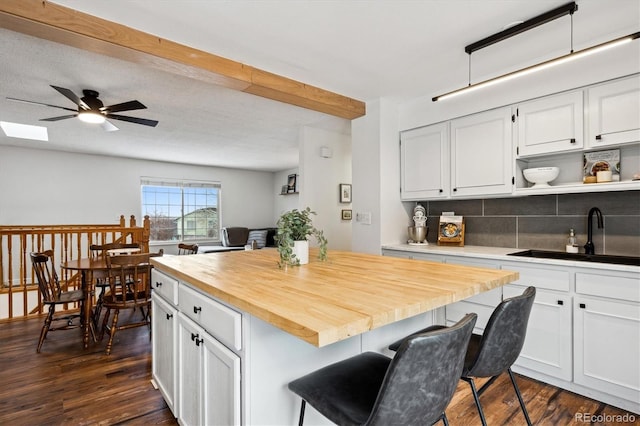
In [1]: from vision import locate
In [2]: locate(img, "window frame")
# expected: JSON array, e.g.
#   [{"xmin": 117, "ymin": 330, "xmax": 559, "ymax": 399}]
[{"xmin": 141, "ymin": 178, "xmax": 221, "ymax": 243}]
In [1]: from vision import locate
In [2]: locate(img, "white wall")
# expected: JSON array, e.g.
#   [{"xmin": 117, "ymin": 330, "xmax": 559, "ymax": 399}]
[
  {"xmin": 351, "ymin": 101, "xmax": 381, "ymax": 254},
  {"xmin": 273, "ymin": 168, "xmax": 300, "ymax": 219},
  {"xmin": 299, "ymin": 126, "xmax": 352, "ymax": 251},
  {"xmin": 0, "ymin": 145, "xmax": 275, "ymax": 230}
]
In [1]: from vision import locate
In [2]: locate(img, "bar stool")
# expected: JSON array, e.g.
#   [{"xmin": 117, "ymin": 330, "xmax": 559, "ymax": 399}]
[
  {"xmin": 389, "ymin": 286, "xmax": 536, "ymax": 426},
  {"xmin": 288, "ymin": 313, "xmax": 477, "ymax": 426}
]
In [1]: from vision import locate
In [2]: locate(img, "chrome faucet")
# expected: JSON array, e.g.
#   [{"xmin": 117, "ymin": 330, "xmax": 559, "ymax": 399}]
[{"xmin": 584, "ymin": 207, "xmax": 603, "ymax": 255}]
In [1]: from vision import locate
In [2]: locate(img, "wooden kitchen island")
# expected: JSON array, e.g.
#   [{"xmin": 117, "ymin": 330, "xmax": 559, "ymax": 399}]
[{"xmin": 150, "ymin": 249, "xmax": 519, "ymax": 425}]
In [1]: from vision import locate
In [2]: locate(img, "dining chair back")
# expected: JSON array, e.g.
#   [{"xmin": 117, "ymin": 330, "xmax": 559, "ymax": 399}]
[
  {"xmin": 178, "ymin": 243, "xmax": 199, "ymax": 255},
  {"xmin": 461, "ymin": 286, "xmax": 536, "ymax": 426},
  {"xmin": 99, "ymin": 252, "xmax": 153, "ymax": 355},
  {"xmin": 288, "ymin": 313, "xmax": 477, "ymax": 426},
  {"xmin": 30, "ymin": 250, "xmax": 85, "ymax": 352},
  {"xmin": 89, "ymin": 242, "xmax": 141, "ymax": 324}
]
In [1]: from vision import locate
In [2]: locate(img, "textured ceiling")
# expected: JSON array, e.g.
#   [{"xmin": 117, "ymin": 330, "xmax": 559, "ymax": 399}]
[{"xmin": 0, "ymin": 0, "xmax": 637, "ymax": 171}]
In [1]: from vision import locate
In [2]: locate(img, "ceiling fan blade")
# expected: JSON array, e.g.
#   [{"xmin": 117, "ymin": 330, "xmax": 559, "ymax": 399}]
[
  {"xmin": 101, "ymin": 100, "xmax": 146, "ymax": 113},
  {"xmin": 40, "ymin": 114, "xmax": 78, "ymax": 122},
  {"xmin": 50, "ymin": 85, "xmax": 89, "ymax": 110},
  {"xmin": 101, "ymin": 120, "xmax": 119, "ymax": 132},
  {"xmin": 107, "ymin": 113, "xmax": 158, "ymax": 127},
  {"xmin": 6, "ymin": 97, "xmax": 78, "ymax": 112}
]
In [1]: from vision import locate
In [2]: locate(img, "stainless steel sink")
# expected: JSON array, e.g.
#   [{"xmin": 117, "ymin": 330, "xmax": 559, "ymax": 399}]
[{"xmin": 507, "ymin": 249, "xmax": 640, "ymax": 266}]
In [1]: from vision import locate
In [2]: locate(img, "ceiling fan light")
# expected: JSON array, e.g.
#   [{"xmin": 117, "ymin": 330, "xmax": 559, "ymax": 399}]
[{"xmin": 78, "ymin": 111, "xmax": 105, "ymax": 124}]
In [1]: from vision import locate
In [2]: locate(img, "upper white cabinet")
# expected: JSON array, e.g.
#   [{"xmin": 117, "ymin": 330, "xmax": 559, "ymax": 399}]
[
  {"xmin": 400, "ymin": 122, "xmax": 449, "ymax": 200},
  {"xmin": 587, "ymin": 75, "xmax": 640, "ymax": 148},
  {"xmin": 515, "ymin": 91, "xmax": 584, "ymax": 156},
  {"xmin": 450, "ymin": 107, "xmax": 513, "ymax": 197}
]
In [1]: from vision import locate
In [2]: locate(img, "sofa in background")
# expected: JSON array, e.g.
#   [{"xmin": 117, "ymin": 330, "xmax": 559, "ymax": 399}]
[{"xmin": 199, "ymin": 227, "xmax": 276, "ymax": 253}]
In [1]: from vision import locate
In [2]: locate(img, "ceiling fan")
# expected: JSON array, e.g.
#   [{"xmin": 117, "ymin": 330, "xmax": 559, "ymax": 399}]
[{"xmin": 7, "ymin": 85, "xmax": 158, "ymax": 132}]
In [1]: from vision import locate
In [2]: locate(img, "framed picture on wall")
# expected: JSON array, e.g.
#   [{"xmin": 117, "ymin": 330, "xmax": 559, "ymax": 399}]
[
  {"xmin": 339, "ymin": 183, "xmax": 351, "ymax": 203},
  {"xmin": 287, "ymin": 174, "xmax": 297, "ymax": 193},
  {"xmin": 341, "ymin": 209, "xmax": 352, "ymax": 220}
]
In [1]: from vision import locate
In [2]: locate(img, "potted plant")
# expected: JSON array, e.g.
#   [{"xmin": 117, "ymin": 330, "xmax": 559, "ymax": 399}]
[{"xmin": 275, "ymin": 207, "xmax": 328, "ymax": 267}]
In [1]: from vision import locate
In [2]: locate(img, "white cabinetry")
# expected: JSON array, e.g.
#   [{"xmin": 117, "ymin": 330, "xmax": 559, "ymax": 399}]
[
  {"xmin": 442, "ymin": 257, "xmax": 502, "ymax": 332},
  {"xmin": 587, "ymin": 75, "xmax": 640, "ymax": 147},
  {"xmin": 515, "ymin": 91, "xmax": 583, "ymax": 156},
  {"xmin": 450, "ymin": 107, "xmax": 513, "ymax": 197},
  {"xmin": 400, "ymin": 122, "xmax": 449, "ymax": 200},
  {"xmin": 178, "ymin": 313, "xmax": 241, "ymax": 426},
  {"xmin": 177, "ymin": 284, "xmax": 242, "ymax": 426},
  {"xmin": 574, "ymin": 271, "xmax": 640, "ymax": 406},
  {"xmin": 151, "ymin": 270, "xmax": 179, "ymax": 415},
  {"xmin": 502, "ymin": 263, "xmax": 572, "ymax": 381}
]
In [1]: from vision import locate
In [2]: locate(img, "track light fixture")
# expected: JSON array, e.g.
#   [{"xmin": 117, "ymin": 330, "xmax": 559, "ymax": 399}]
[{"xmin": 432, "ymin": 2, "xmax": 640, "ymax": 102}]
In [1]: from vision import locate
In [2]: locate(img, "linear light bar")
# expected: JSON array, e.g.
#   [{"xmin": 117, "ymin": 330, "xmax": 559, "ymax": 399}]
[{"xmin": 433, "ymin": 31, "xmax": 640, "ymax": 102}]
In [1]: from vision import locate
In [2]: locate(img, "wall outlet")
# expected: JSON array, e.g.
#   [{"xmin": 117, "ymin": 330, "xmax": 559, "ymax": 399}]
[{"xmin": 356, "ymin": 212, "xmax": 372, "ymax": 225}]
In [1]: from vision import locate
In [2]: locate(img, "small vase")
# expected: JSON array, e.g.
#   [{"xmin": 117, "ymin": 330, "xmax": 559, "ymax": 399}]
[{"xmin": 293, "ymin": 240, "xmax": 309, "ymax": 265}]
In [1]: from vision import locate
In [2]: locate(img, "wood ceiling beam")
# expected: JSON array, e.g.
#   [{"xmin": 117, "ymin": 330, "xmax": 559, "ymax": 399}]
[{"xmin": 0, "ymin": 0, "xmax": 365, "ymax": 120}]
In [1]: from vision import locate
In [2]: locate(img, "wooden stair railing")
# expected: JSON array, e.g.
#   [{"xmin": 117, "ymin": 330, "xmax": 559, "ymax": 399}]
[{"xmin": 0, "ymin": 215, "xmax": 150, "ymax": 321}]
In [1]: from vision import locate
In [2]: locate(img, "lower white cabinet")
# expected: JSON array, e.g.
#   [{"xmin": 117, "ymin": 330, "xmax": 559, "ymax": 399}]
[
  {"xmin": 152, "ymin": 292, "xmax": 178, "ymax": 414},
  {"xmin": 574, "ymin": 272, "xmax": 640, "ymax": 406},
  {"xmin": 178, "ymin": 312, "xmax": 241, "ymax": 426},
  {"xmin": 504, "ymin": 285, "xmax": 572, "ymax": 381},
  {"xmin": 381, "ymin": 246, "xmax": 640, "ymax": 413},
  {"xmin": 502, "ymin": 262, "xmax": 572, "ymax": 381}
]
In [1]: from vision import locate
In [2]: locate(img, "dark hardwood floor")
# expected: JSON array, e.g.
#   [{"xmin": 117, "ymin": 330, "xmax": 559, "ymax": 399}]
[{"xmin": 1, "ymin": 314, "xmax": 637, "ymax": 425}]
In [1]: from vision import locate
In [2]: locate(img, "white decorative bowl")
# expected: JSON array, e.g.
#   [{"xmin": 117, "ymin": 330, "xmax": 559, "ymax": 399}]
[{"xmin": 523, "ymin": 167, "xmax": 560, "ymax": 188}]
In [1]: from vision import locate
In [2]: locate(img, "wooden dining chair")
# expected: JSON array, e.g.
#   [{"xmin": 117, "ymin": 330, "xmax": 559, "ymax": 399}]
[
  {"xmin": 30, "ymin": 250, "xmax": 85, "ymax": 353},
  {"xmin": 178, "ymin": 243, "xmax": 199, "ymax": 255},
  {"xmin": 90, "ymin": 243, "xmax": 141, "ymax": 325},
  {"xmin": 99, "ymin": 252, "xmax": 152, "ymax": 355}
]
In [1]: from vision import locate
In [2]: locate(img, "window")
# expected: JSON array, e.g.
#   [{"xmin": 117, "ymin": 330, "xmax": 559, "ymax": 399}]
[{"xmin": 141, "ymin": 178, "xmax": 220, "ymax": 242}]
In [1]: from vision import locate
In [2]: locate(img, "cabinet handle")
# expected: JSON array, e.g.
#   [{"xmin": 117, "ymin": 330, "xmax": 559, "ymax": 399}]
[
  {"xmin": 195, "ymin": 337, "xmax": 204, "ymax": 346},
  {"xmin": 191, "ymin": 332, "xmax": 199, "ymax": 341},
  {"xmin": 166, "ymin": 313, "xmax": 173, "ymax": 320},
  {"xmin": 579, "ymin": 303, "xmax": 586, "ymax": 309},
  {"xmin": 453, "ymin": 188, "xmax": 457, "ymax": 192},
  {"xmin": 570, "ymin": 138, "xmax": 576, "ymax": 144},
  {"xmin": 595, "ymin": 134, "xmax": 602, "ymax": 140},
  {"xmin": 155, "ymin": 281, "xmax": 162, "ymax": 287},
  {"xmin": 439, "ymin": 189, "xmax": 443, "ymax": 193},
  {"xmin": 557, "ymin": 300, "xmax": 563, "ymax": 305},
  {"xmin": 193, "ymin": 306, "xmax": 202, "ymax": 314}
]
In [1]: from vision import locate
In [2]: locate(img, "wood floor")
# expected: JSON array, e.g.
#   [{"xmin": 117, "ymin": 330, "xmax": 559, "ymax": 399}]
[{"xmin": 1, "ymin": 315, "xmax": 637, "ymax": 425}]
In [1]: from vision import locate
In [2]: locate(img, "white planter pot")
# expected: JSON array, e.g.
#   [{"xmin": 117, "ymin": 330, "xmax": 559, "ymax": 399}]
[{"xmin": 293, "ymin": 240, "xmax": 309, "ymax": 265}]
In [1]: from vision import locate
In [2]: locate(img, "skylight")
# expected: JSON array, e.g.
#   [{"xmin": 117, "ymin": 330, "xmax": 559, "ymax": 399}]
[{"xmin": 0, "ymin": 121, "xmax": 49, "ymax": 141}]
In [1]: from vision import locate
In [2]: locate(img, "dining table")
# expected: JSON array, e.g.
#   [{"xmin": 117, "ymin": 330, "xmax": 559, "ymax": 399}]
[{"xmin": 60, "ymin": 257, "xmax": 110, "ymax": 349}]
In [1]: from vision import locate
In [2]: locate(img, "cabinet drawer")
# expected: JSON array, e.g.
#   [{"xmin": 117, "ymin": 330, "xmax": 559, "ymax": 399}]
[
  {"xmin": 576, "ymin": 272, "xmax": 640, "ymax": 302},
  {"xmin": 446, "ymin": 300, "xmax": 495, "ymax": 331},
  {"xmin": 179, "ymin": 284, "xmax": 242, "ymax": 351},
  {"xmin": 152, "ymin": 269, "xmax": 179, "ymax": 305},
  {"xmin": 503, "ymin": 263, "xmax": 570, "ymax": 292}
]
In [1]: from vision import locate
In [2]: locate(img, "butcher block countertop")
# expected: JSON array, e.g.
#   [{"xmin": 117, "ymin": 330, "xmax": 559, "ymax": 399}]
[{"xmin": 151, "ymin": 249, "xmax": 519, "ymax": 347}]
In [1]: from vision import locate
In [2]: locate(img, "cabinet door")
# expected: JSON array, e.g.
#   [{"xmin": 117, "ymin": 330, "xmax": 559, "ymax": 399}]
[
  {"xmin": 152, "ymin": 293, "xmax": 178, "ymax": 415},
  {"xmin": 516, "ymin": 91, "xmax": 584, "ymax": 156},
  {"xmin": 588, "ymin": 76, "xmax": 640, "ymax": 147},
  {"xmin": 178, "ymin": 313, "xmax": 203, "ymax": 426},
  {"xmin": 400, "ymin": 122, "xmax": 449, "ymax": 200},
  {"xmin": 504, "ymin": 285, "xmax": 572, "ymax": 381},
  {"xmin": 574, "ymin": 295, "xmax": 640, "ymax": 404},
  {"xmin": 202, "ymin": 332, "xmax": 241, "ymax": 426},
  {"xmin": 450, "ymin": 107, "xmax": 513, "ymax": 197}
]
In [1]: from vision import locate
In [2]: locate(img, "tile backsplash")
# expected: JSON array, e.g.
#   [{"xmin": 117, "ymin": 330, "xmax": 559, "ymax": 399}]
[{"xmin": 419, "ymin": 190, "xmax": 640, "ymax": 256}]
